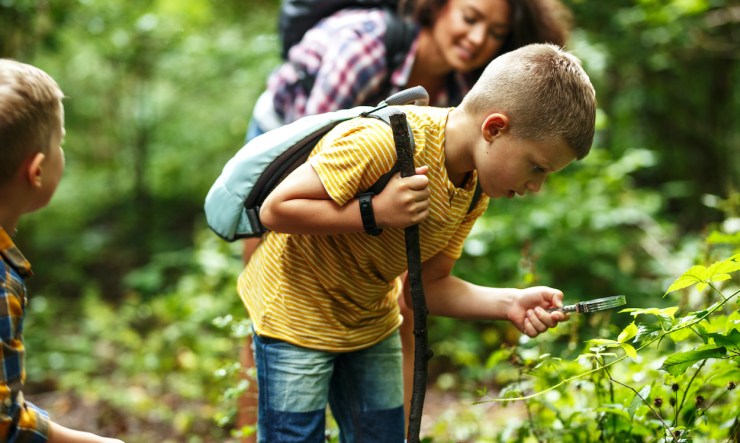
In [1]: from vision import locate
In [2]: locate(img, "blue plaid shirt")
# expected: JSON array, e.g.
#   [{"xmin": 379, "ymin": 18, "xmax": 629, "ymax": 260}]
[
  {"xmin": 0, "ymin": 226, "xmax": 50, "ymax": 442},
  {"xmin": 268, "ymin": 8, "xmax": 473, "ymax": 123}
]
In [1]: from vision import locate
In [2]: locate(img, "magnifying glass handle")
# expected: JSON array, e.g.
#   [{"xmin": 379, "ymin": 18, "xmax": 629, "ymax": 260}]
[{"xmin": 547, "ymin": 304, "xmax": 579, "ymax": 313}]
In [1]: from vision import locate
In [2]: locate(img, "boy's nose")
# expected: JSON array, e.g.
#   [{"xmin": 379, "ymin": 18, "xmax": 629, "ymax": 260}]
[{"xmin": 526, "ymin": 179, "xmax": 543, "ymax": 193}]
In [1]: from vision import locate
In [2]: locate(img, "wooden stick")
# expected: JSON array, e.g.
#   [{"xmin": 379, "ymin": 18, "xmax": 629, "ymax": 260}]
[{"xmin": 389, "ymin": 112, "xmax": 430, "ymax": 443}]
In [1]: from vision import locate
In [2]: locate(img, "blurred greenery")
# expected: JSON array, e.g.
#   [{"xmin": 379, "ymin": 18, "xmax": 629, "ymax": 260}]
[{"xmin": 1, "ymin": 0, "xmax": 738, "ymax": 441}]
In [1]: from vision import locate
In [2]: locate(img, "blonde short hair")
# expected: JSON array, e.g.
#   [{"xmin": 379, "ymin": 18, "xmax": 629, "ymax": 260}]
[
  {"xmin": 0, "ymin": 59, "xmax": 64, "ymax": 184},
  {"xmin": 460, "ymin": 43, "xmax": 596, "ymax": 159}
]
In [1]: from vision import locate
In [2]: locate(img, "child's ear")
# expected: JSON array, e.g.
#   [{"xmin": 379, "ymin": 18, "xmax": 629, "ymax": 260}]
[
  {"xmin": 481, "ymin": 113, "xmax": 509, "ymax": 141},
  {"xmin": 25, "ymin": 152, "xmax": 46, "ymax": 188}
]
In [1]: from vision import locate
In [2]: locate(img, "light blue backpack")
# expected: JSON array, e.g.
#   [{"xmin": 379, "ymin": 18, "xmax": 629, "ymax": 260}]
[{"xmin": 204, "ymin": 86, "xmax": 428, "ymax": 241}]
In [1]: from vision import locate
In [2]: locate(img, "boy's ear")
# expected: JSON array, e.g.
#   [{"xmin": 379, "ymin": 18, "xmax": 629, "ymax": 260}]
[
  {"xmin": 481, "ymin": 113, "xmax": 509, "ymax": 141},
  {"xmin": 25, "ymin": 152, "xmax": 46, "ymax": 188}
]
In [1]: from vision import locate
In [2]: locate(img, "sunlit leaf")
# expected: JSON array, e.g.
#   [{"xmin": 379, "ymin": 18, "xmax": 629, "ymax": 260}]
[
  {"xmin": 668, "ymin": 327, "xmax": 693, "ymax": 343},
  {"xmin": 621, "ymin": 343, "xmax": 637, "ymax": 360},
  {"xmin": 660, "ymin": 347, "xmax": 727, "ymax": 376},
  {"xmin": 665, "ymin": 265, "xmax": 708, "ymax": 295},
  {"xmin": 618, "ymin": 322, "xmax": 638, "ymax": 343},
  {"xmin": 622, "ymin": 306, "xmax": 679, "ymax": 318},
  {"xmin": 707, "ymin": 255, "xmax": 740, "ymax": 276},
  {"xmin": 665, "ymin": 256, "xmax": 740, "ymax": 296},
  {"xmin": 727, "ymin": 310, "xmax": 740, "ymax": 331}
]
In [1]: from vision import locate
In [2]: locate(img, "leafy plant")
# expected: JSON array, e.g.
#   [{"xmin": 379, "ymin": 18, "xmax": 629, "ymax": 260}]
[{"xmin": 474, "ymin": 244, "xmax": 739, "ymax": 442}]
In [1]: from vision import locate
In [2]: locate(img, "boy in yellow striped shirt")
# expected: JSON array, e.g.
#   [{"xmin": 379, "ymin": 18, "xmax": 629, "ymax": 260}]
[{"xmin": 239, "ymin": 43, "xmax": 596, "ymax": 442}]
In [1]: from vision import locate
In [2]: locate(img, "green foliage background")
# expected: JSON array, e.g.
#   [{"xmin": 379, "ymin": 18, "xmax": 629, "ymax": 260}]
[{"xmin": 1, "ymin": 0, "xmax": 738, "ymax": 441}]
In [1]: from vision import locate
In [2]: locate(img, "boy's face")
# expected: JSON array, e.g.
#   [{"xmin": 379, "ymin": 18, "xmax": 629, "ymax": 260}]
[{"xmin": 476, "ymin": 130, "xmax": 576, "ymax": 199}]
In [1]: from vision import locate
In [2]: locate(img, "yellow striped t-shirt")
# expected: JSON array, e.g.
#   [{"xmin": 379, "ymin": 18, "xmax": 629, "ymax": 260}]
[{"xmin": 238, "ymin": 106, "xmax": 489, "ymax": 352}]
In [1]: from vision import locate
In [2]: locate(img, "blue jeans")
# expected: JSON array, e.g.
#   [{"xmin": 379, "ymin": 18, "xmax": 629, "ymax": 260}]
[{"xmin": 253, "ymin": 331, "xmax": 405, "ymax": 443}]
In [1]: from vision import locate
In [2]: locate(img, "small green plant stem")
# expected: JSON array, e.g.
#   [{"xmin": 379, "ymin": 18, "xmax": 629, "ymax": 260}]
[
  {"xmin": 602, "ymin": 364, "xmax": 675, "ymax": 440},
  {"xmin": 608, "ymin": 365, "xmax": 617, "ymax": 437},
  {"xmin": 693, "ymin": 386, "xmax": 731, "ymax": 421},
  {"xmin": 519, "ymin": 371, "xmax": 544, "ymax": 442},
  {"xmin": 727, "ymin": 416, "xmax": 739, "ymax": 442},
  {"xmin": 673, "ymin": 389, "xmax": 680, "ymax": 426},
  {"xmin": 676, "ymin": 358, "xmax": 707, "ymax": 423},
  {"xmin": 592, "ymin": 359, "xmax": 608, "ymax": 440}
]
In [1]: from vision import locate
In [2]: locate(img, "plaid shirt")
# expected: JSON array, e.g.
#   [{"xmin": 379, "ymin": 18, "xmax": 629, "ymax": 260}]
[
  {"xmin": 0, "ymin": 226, "xmax": 50, "ymax": 442},
  {"xmin": 268, "ymin": 8, "xmax": 473, "ymax": 123}
]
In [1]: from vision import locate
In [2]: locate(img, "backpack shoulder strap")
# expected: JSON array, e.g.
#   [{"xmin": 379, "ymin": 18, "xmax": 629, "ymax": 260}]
[
  {"xmin": 362, "ymin": 106, "xmax": 414, "ymax": 195},
  {"xmin": 366, "ymin": 103, "xmax": 483, "ymax": 215},
  {"xmin": 468, "ymin": 181, "xmax": 483, "ymax": 214}
]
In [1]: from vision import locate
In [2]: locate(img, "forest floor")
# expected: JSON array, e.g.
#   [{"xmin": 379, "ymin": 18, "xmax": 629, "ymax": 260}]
[{"xmin": 30, "ymin": 387, "xmax": 524, "ymax": 442}]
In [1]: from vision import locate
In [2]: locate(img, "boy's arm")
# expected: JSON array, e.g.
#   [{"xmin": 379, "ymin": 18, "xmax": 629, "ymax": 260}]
[
  {"xmin": 48, "ymin": 421, "xmax": 124, "ymax": 443},
  {"xmin": 417, "ymin": 252, "xmax": 568, "ymax": 338},
  {"xmin": 260, "ymin": 162, "xmax": 430, "ymax": 235}
]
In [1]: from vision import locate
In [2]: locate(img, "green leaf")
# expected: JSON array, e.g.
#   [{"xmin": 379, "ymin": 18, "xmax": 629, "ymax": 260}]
[
  {"xmin": 669, "ymin": 327, "xmax": 693, "ymax": 343},
  {"xmin": 706, "ymin": 330, "xmax": 740, "ymax": 349},
  {"xmin": 665, "ymin": 265, "xmax": 709, "ymax": 295},
  {"xmin": 634, "ymin": 323, "xmax": 662, "ymax": 343},
  {"xmin": 629, "ymin": 385, "xmax": 651, "ymax": 417},
  {"xmin": 660, "ymin": 347, "xmax": 727, "ymax": 376},
  {"xmin": 595, "ymin": 404, "xmax": 632, "ymax": 420},
  {"xmin": 485, "ymin": 348, "xmax": 513, "ymax": 369},
  {"xmin": 707, "ymin": 231, "xmax": 740, "ymax": 245},
  {"xmin": 621, "ymin": 343, "xmax": 637, "ymax": 360},
  {"xmin": 665, "ymin": 256, "xmax": 740, "ymax": 296},
  {"xmin": 707, "ymin": 255, "xmax": 740, "ymax": 277},
  {"xmin": 622, "ymin": 306, "xmax": 679, "ymax": 318},
  {"xmin": 657, "ymin": 314, "xmax": 676, "ymax": 330},
  {"xmin": 618, "ymin": 322, "xmax": 638, "ymax": 343}
]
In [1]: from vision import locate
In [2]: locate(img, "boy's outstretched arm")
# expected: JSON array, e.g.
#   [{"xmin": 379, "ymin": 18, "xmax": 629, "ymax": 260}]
[
  {"xmin": 260, "ymin": 163, "xmax": 430, "ymax": 235},
  {"xmin": 48, "ymin": 421, "xmax": 124, "ymax": 443},
  {"xmin": 418, "ymin": 252, "xmax": 569, "ymax": 337}
]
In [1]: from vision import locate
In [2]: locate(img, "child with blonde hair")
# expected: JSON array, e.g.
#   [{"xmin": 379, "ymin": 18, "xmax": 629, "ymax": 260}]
[{"xmin": 0, "ymin": 58, "xmax": 124, "ymax": 443}]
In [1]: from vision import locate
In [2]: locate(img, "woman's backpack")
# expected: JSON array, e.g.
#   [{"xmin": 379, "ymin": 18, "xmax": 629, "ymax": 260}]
[{"xmin": 277, "ymin": 0, "xmax": 415, "ymax": 95}]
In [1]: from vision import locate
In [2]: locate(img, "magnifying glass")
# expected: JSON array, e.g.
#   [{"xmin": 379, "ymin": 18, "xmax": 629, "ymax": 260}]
[{"xmin": 548, "ymin": 295, "xmax": 627, "ymax": 314}]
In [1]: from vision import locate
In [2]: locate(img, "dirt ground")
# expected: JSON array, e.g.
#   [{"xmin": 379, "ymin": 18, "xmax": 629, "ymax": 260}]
[{"xmin": 29, "ymin": 388, "xmax": 524, "ymax": 442}]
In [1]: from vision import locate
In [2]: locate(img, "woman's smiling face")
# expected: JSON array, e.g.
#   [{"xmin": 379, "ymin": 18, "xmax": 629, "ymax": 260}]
[{"xmin": 431, "ymin": 0, "xmax": 512, "ymax": 72}]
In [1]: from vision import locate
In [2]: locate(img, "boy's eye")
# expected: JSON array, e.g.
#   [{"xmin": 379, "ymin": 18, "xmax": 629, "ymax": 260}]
[{"xmin": 533, "ymin": 165, "xmax": 546, "ymax": 173}]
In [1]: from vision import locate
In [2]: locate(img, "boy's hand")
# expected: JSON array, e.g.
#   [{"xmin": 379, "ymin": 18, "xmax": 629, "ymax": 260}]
[
  {"xmin": 373, "ymin": 166, "xmax": 430, "ymax": 229},
  {"xmin": 506, "ymin": 286, "xmax": 569, "ymax": 338}
]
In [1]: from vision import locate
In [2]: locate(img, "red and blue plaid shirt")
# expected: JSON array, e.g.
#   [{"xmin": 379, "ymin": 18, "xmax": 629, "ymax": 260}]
[
  {"xmin": 268, "ymin": 8, "xmax": 473, "ymax": 123},
  {"xmin": 0, "ymin": 226, "xmax": 50, "ymax": 442}
]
